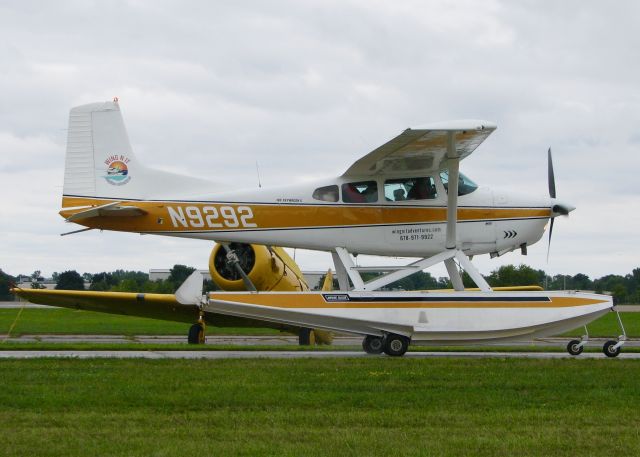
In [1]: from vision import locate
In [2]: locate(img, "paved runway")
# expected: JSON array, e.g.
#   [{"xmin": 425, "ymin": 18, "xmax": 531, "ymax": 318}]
[
  {"xmin": 3, "ymin": 334, "xmax": 639, "ymax": 348},
  {"xmin": 0, "ymin": 302, "xmax": 59, "ymax": 309},
  {"xmin": 0, "ymin": 350, "xmax": 638, "ymax": 359},
  {"xmin": 1, "ymin": 334, "xmax": 364, "ymax": 345}
]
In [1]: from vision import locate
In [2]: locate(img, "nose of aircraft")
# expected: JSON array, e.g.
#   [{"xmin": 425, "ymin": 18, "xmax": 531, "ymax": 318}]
[{"xmin": 550, "ymin": 199, "xmax": 576, "ymax": 217}]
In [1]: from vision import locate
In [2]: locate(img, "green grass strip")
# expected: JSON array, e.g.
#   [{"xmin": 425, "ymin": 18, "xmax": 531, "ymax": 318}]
[{"xmin": 1, "ymin": 357, "xmax": 640, "ymax": 456}]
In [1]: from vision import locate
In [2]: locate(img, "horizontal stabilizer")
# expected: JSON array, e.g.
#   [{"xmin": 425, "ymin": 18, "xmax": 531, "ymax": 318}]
[{"xmin": 65, "ymin": 201, "xmax": 147, "ymax": 222}]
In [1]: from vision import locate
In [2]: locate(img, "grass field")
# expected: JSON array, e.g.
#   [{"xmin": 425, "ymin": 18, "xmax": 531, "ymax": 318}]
[
  {"xmin": 0, "ymin": 308, "xmax": 282, "ymax": 336},
  {"xmin": 1, "ymin": 357, "xmax": 639, "ymax": 456},
  {"xmin": 1, "ymin": 307, "xmax": 637, "ymax": 338}
]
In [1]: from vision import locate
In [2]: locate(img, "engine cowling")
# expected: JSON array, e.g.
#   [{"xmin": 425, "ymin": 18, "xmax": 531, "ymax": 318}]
[
  {"xmin": 209, "ymin": 243, "xmax": 308, "ymax": 292},
  {"xmin": 208, "ymin": 243, "xmax": 333, "ymax": 345}
]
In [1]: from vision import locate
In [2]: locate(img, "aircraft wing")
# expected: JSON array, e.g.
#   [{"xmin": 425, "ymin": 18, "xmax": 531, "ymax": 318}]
[
  {"xmin": 12, "ymin": 288, "xmax": 199, "ymax": 322},
  {"xmin": 343, "ymin": 119, "xmax": 497, "ymax": 177},
  {"xmin": 11, "ymin": 288, "xmax": 285, "ymax": 329}
]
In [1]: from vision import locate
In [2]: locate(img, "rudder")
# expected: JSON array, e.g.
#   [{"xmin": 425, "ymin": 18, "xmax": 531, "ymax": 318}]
[{"xmin": 62, "ymin": 100, "xmax": 212, "ymax": 203}]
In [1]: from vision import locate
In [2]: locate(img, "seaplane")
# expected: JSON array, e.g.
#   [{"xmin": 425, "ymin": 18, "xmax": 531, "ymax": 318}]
[{"xmin": 13, "ymin": 100, "xmax": 627, "ymax": 356}]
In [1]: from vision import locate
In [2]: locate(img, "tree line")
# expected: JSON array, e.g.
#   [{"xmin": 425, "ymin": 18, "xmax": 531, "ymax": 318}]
[
  {"xmin": 2, "ymin": 264, "xmax": 639, "ymax": 304},
  {"xmin": 326, "ymin": 264, "xmax": 640, "ymax": 304}
]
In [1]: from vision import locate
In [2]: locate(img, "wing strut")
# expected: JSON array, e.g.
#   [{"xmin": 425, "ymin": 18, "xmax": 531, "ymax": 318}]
[{"xmin": 444, "ymin": 131, "xmax": 465, "ymax": 291}]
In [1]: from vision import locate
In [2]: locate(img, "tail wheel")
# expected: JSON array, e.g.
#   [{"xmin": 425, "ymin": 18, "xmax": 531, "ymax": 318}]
[
  {"xmin": 188, "ymin": 323, "xmax": 205, "ymax": 344},
  {"xmin": 362, "ymin": 335, "xmax": 384, "ymax": 354},
  {"xmin": 567, "ymin": 340, "xmax": 583, "ymax": 356},
  {"xmin": 383, "ymin": 334, "xmax": 410, "ymax": 357},
  {"xmin": 603, "ymin": 340, "xmax": 621, "ymax": 358}
]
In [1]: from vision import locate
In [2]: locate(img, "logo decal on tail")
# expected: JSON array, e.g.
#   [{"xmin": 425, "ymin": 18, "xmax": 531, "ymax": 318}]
[{"xmin": 104, "ymin": 155, "xmax": 131, "ymax": 186}]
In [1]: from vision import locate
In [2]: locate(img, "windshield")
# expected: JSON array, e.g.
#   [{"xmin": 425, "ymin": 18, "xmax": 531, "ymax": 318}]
[{"xmin": 439, "ymin": 171, "xmax": 478, "ymax": 196}]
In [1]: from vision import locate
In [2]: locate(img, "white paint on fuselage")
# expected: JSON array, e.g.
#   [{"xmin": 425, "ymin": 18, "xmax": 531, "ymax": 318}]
[{"xmin": 157, "ymin": 175, "xmax": 553, "ymax": 257}]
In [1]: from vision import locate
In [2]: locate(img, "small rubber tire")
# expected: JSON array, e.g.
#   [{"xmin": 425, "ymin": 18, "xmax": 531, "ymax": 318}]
[
  {"xmin": 383, "ymin": 334, "xmax": 409, "ymax": 357},
  {"xmin": 298, "ymin": 328, "xmax": 312, "ymax": 346},
  {"xmin": 188, "ymin": 323, "xmax": 204, "ymax": 344},
  {"xmin": 603, "ymin": 340, "xmax": 621, "ymax": 358},
  {"xmin": 362, "ymin": 335, "xmax": 384, "ymax": 354},
  {"xmin": 567, "ymin": 340, "xmax": 583, "ymax": 356}
]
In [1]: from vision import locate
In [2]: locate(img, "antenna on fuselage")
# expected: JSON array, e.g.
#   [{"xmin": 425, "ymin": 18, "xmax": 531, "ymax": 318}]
[{"xmin": 255, "ymin": 161, "xmax": 262, "ymax": 188}]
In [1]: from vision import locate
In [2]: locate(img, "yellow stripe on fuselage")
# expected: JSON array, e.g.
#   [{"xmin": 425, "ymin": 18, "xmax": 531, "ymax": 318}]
[
  {"xmin": 209, "ymin": 293, "xmax": 604, "ymax": 309},
  {"xmin": 60, "ymin": 196, "xmax": 551, "ymax": 233}
]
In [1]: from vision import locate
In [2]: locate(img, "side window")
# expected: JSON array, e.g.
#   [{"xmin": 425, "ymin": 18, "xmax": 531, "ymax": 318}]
[
  {"xmin": 312, "ymin": 185, "xmax": 339, "ymax": 202},
  {"xmin": 384, "ymin": 177, "xmax": 437, "ymax": 201},
  {"xmin": 341, "ymin": 181, "xmax": 378, "ymax": 203}
]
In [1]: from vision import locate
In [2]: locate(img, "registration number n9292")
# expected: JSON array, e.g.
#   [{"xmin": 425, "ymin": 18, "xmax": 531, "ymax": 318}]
[{"xmin": 166, "ymin": 205, "xmax": 257, "ymax": 229}]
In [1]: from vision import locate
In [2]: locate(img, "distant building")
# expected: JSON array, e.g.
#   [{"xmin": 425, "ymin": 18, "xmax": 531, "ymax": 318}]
[
  {"xmin": 16, "ymin": 277, "xmax": 56, "ymax": 290},
  {"xmin": 15, "ymin": 274, "xmax": 91, "ymax": 292}
]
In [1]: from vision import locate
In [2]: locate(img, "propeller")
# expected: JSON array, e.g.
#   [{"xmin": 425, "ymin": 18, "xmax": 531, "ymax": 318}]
[
  {"xmin": 547, "ymin": 148, "xmax": 555, "ymax": 261},
  {"xmin": 220, "ymin": 243, "xmax": 257, "ymax": 291},
  {"xmin": 546, "ymin": 148, "xmax": 575, "ymax": 261},
  {"xmin": 548, "ymin": 147, "xmax": 556, "ymax": 199}
]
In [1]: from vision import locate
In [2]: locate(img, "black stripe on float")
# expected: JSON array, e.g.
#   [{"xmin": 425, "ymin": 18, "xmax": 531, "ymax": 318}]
[{"xmin": 322, "ymin": 294, "xmax": 551, "ymax": 303}]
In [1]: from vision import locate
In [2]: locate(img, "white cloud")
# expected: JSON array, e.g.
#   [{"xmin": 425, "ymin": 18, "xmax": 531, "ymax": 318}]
[{"xmin": 0, "ymin": 0, "xmax": 639, "ymax": 279}]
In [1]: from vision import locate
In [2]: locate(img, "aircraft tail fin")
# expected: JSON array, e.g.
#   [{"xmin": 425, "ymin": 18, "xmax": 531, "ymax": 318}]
[{"xmin": 62, "ymin": 100, "xmax": 212, "ymax": 202}]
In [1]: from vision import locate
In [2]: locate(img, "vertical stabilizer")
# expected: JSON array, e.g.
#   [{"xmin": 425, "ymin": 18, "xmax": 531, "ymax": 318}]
[{"xmin": 62, "ymin": 100, "xmax": 213, "ymax": 202}]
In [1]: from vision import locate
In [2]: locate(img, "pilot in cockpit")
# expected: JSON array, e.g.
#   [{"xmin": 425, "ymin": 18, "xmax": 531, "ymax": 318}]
[{"xmin": 393, "ymin": 188, "xmax": 406, "ymax": 201}]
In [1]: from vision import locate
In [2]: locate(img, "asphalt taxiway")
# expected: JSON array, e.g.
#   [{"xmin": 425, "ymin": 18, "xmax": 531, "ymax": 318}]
[
  {"xmin": 1, "ymin": 350, "xmax": 638, "ymax": 359},
  {"xmin": 4, "ymin": 334, "xmax": 639, "ymax": 347}
]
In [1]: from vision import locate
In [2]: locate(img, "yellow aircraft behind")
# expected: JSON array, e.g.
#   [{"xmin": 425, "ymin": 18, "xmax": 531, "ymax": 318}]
[{"xmin": 15, "ymin": 243, "xmax": 333, "ymax": 345}]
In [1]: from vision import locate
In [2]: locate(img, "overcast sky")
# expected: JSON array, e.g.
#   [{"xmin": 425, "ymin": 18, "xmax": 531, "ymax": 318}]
[{"xmin": 1, "ymin": 0, "xmax": 639, "ymax": 281}]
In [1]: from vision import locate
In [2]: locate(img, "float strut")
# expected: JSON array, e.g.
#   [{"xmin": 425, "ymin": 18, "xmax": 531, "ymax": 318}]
[
  {"xmin": 577, "ymin": 325, "xmax": 589, "ymax": 349},
  {"xmin": 613, "ymin": 308, "xmax": 627, "ymax": 350}
]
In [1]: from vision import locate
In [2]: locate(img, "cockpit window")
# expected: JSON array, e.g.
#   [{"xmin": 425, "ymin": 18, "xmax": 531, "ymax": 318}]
[
  {"xmin": 439, "ymin": 171, "xmax": 478, "ymax": 196},
  {"xmin": 384, "ymin": 177, "xmax": 437, "ymax": 202},
  {"xmin": 342, "ymin": 181, "xmax": 378, "ymax": 203},
  {"xmin": 312, "ymin": 185, "xmax": 339, "ymax": 202}
]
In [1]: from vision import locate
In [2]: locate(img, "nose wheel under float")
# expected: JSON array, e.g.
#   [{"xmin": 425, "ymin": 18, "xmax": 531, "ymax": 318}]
[{"xmin": 566, "ymin": 308, "xmax": 627, "ymax": 358}]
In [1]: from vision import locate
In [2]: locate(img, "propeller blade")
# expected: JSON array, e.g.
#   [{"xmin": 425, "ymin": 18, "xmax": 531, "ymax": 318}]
[
  {"xmin": 546, "ymin": 218, "xmax": 554, "ymax": 262},
  {"xmin": 548, "ymin": 148, "xmax": 556, "ymax": 199},
  {"xmin": 232, "ymin": 261, "xmax": 257, "ymax": 292},
  {"xmin": 220, "ymin": 244, "xmax": 257, "ymax": 291}
]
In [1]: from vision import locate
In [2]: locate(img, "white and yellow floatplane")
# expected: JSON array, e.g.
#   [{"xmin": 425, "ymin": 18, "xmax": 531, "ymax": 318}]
[{"xmin": 14, "ymin": 100, "xmax": 627, "ymax": 356}]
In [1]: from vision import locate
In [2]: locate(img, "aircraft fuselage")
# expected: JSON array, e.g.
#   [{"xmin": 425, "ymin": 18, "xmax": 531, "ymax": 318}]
[{"xmin": 61, "ymin": 173, "xmax": 553, "ymax": 258}]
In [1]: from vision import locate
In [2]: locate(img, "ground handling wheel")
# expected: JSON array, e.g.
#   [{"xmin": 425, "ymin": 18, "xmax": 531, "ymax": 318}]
[
  {"xmin": 603, "ymin": 340, "xmax": 621, "ymax": 358},
  {"xmin": 298, "ymin": 328, "xmax": 315, "ymax": 345},
  {"xmin": 362, "ymin": 335, "xmax": 384, "ymax": 354},
  {"xmin": 188, "ymin": 323, "xmax": 205, "ymax": 344},
  {"xmin": 567, "ymin": 339, "xmax": 584, "ymax": 356},
  {"xmin": 383, "ymin": 334, "xmax": 410, "ymax": 357}
]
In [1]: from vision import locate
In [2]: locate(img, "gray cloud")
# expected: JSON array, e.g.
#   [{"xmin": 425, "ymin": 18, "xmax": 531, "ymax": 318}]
[{"xmin": 1, "ymin": 0, "xmax": 639, "ymax": 277}]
